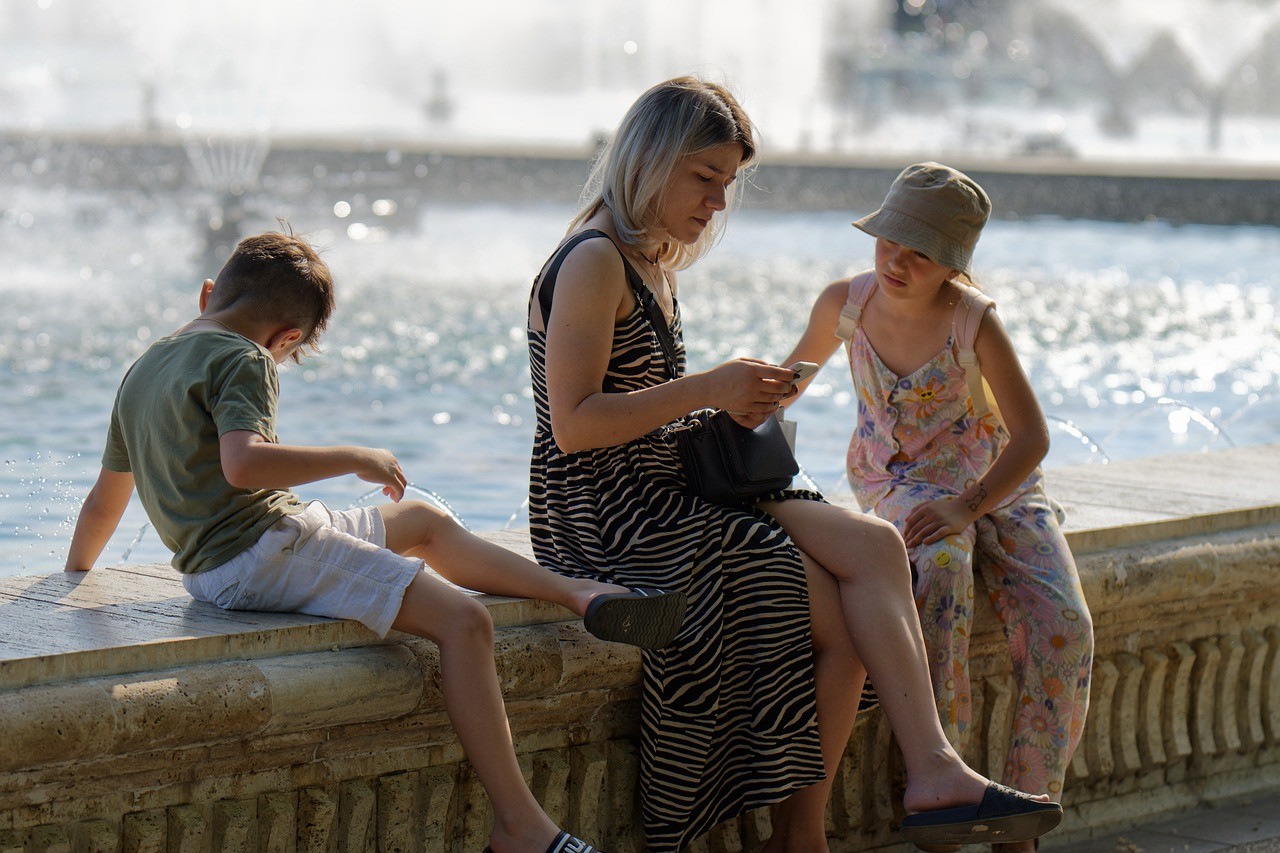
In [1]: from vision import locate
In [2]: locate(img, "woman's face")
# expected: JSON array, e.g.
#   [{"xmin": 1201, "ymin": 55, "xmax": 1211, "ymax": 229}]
[{"xmin": 654, "ymin": 142, "xmax": 744, "ymax": 245}]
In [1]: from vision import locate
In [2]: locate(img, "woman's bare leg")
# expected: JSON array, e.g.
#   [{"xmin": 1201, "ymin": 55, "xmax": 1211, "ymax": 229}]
[{"xmin": 761, "ymin": 499, "xmax": 1003, "ymax": 813}]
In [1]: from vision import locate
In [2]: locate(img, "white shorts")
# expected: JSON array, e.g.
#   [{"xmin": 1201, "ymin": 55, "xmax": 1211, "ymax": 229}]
[{"xmin": 182, "ymin": 501, "xmax": 422, "ymax": 638}]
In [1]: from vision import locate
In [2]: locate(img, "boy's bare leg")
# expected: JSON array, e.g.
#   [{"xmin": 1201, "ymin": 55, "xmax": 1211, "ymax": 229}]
[
  {"xmin": 379, "ymin": 500, "xmax": 633, "ymax": 616},
  {"xmin": 392, "ymin": 569, "xmax": 560, "ymax": 853}
]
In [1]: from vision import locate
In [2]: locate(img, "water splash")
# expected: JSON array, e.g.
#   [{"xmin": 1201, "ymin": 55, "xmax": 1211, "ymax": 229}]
[
  {"xmin": 1101, "ymin": 397, "xmax": 1234, "ymax": 453},
  {"xmin": 118, "ymin": 521, "xmax": 153, "ymax": 564},
  {"xmin": 503, "ymin": 497, "xmax": 530, "ymax": 532},
  {"xmin": 1047, "ymin": 416, "xmax": 1110, "ymax": 465},
  {"xmin": 347, "ymin": 483, "xmax": 472, "ymax": 532}
]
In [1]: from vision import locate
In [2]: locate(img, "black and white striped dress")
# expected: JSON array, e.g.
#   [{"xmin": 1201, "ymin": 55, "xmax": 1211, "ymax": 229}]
[{"xmin": 527, "ymin": 231, "xmax": 826, "ymax": 852}]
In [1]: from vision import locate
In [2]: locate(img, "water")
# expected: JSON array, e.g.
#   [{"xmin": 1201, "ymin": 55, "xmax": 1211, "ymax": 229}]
[{"xmin": 2, "ymin": 191, "xmax": 1278, "ymax": 576}]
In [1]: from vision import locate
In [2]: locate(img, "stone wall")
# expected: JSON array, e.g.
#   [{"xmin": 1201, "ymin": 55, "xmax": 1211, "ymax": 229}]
[{"xmin": 4, "ymin": 512, "xmax": 1280, "ymax": 852}]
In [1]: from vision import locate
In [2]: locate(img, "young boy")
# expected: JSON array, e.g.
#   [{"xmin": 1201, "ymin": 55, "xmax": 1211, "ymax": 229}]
[{"xmin": 65, "ymin": 231, "xmax": 685, "ymax": 853}]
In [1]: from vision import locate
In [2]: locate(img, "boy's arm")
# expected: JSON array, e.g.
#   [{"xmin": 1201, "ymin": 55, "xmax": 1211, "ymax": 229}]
[
  {"xmin": 65, "ymin": 468, "xmax": 135, "ymax": 571},
  {"xmin": 219, "ymin": 431, "xmax": 407, "ymax": 501}
]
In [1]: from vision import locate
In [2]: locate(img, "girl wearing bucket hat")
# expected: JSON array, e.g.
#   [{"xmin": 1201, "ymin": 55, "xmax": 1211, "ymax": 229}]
[{"xmin": 780, "ymin": 162, "xmax": 1093, "ymax": 853}]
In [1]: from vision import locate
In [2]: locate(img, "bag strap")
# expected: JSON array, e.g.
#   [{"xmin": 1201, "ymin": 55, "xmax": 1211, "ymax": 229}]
[
  {"xmin": 953, "ymin": 284, "xmax": 995, "ymax": 417},
  {"xmin": 834, "ymin": 271, "xmax": 877, "ymax": 342},
  {"xmin": 643, "ymin": 289, "xmax": 681, "ymax": 382}
]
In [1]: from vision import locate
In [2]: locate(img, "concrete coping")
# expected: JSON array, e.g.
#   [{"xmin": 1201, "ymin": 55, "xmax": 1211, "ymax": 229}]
[{"xmin": 1, "ymin": 443, "xmax": 1277, "ymax": 693}]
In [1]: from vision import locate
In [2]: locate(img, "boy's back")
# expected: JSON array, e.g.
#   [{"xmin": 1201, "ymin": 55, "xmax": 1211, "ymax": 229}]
[{"xmin": 106, "ymin": 329, "xmax": 301, "ymax": 574}]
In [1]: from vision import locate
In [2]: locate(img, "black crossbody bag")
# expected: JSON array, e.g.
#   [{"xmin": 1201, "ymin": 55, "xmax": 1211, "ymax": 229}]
[{"xmin": 633, "ymin": 272, "xmax": 798, "ymax": 505}]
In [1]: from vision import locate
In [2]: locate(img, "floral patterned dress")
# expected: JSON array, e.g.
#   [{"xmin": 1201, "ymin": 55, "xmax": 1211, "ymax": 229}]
[{"xmin": 839, "ymin": 271, "xmax": 1093, "ymax": 798}]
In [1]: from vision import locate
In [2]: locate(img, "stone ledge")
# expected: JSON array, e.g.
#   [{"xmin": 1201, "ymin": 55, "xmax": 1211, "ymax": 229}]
[
  {"xmin": 3, "ymin": 444, "xmax": 1280, "ymax": 850},
  {"xmin": 5, "ymin": 445, "xmax": 1277, "ymax": 693}
]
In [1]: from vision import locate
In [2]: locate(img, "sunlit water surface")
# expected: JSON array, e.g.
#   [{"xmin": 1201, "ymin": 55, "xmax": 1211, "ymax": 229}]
[{"xmin": 2, "ymin": 190, "xmax": 1277, "ymax": 576}]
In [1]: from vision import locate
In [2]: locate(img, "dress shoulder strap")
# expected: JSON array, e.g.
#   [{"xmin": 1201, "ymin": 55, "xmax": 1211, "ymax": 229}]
[
  {"xmin": 951, "ymin": 283, "xmax": 996, "ymax": 417},
  {"xmin": 834, "ymin": 270, "xmax": 877, "ymax": 342},
  {"xmin": 532, "ymin": 228, "xmax": 647, "ymax": 328}
]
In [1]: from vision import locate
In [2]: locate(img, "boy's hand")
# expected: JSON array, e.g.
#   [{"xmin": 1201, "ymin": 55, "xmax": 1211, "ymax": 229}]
[{"xmin": 354, "ymin": 448, "xmax": 407, "ymax": 502}]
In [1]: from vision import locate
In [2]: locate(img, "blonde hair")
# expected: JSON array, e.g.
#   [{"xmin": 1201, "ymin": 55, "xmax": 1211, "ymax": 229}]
[{"xmin": 569, "ymin": 76, "xmax": 756, "ymax": 270}]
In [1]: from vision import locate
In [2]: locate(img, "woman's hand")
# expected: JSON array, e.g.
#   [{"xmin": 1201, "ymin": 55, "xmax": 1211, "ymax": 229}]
[
  {"xmin": 704, "ymin": 358, "xmax": 796, "ymax": 418},
  {"xmin": 902, "ymin": 497, "xmax": 978, "ymax": 548}
]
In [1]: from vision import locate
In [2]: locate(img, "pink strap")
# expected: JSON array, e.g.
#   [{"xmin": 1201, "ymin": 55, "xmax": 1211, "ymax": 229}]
[
  {"xmin": 953, "ymin": 284, "xmax": 995, "ymax": 416},
  {"xmin": 834, "ymin": 271, "xmax": 877, "ymax": 342}
]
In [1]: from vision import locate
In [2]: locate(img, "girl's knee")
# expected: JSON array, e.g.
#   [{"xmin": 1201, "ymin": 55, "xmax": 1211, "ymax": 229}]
[{"xmin": 912, "ymin": 537, "xmax": 973, "ymax": 584}]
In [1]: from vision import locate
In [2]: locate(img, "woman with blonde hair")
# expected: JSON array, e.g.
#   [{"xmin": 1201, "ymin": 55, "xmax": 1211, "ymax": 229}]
[{"xmin": 526, "ymin": 76, "xmax": 1061, "ymax": 852}]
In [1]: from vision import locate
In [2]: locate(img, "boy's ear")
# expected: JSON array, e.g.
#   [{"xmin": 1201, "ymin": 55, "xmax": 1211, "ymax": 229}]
[
  {"xmin": 266, "ymin": 327, "xmax": 304, "ymax": 355},
  {"xmin": 198, "ymin": 279, "xmax": 215, "ymax": 311}
]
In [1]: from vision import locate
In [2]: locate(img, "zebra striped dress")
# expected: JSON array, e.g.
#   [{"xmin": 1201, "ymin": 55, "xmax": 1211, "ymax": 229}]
[{"xmin": 527, "ymin": 231, "xmax": 826, "ymax": 852}]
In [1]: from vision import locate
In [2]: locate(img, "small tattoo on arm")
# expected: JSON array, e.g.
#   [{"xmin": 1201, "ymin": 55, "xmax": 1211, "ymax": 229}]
[{"xmin": 967, "ymin": 484, "xmax": 988, "ymax": 513}]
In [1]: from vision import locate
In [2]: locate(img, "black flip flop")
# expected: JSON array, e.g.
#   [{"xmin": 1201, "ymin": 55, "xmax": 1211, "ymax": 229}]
[
  {"xmin": 899, "ymin": 782, "xmax": 1062, "ymax": 846},
  {"xmin": 582, "ymin": 588, "xmax": 686, "ymax": 649}
]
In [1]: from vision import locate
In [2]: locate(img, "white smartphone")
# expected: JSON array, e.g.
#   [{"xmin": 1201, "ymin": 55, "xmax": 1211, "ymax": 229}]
[{"xmin": 789, "ymin": 361, "xmax": 820, "ymax": 383}]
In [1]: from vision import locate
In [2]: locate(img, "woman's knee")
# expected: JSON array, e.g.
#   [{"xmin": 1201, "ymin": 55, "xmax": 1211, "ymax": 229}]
[{"xmin": 861, "ymin": 513, "xmax": 912, "ymax": 578}]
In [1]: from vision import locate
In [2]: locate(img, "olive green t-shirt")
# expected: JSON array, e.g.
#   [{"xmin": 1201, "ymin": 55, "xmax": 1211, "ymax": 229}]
[{"xmin": 102, "ymin": 330, "xmax": 302, "ymax": 574}]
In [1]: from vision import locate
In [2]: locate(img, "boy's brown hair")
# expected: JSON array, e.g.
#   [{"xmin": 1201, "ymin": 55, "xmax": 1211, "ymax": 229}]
[{"xmin": 210, "ymin": 231, "xmax": 335, "ymax": 363}]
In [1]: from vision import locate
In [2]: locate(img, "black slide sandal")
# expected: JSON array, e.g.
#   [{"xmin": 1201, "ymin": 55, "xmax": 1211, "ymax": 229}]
[
  {"xmin": 582, "ymin": 588, "xmax": 686, "ymax": 649},
  {"xmin": 899, "ymin": 782, "xmax": 1062, "ymax": 846}
]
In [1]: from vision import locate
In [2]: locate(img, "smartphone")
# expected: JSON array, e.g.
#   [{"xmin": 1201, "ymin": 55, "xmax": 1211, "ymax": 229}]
[{"xmin": 789, "ymin": 361, "xmax": 820, "ymax": 383}]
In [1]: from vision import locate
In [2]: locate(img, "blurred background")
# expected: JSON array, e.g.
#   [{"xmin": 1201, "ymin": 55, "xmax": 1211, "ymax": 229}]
[
  {"xmin": 4, "ymin": 0, "xmax": 1279, "ymax": 156},
  {"xmin": 1, "ymin": 0, "xmax": 1277, "ymax": 574}
]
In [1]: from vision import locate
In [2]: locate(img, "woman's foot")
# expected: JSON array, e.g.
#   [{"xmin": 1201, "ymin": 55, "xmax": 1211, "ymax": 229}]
[
  {"xmin": 993, "ymin": 840, "xmax": 1039, "ymax": 852},
  {"xmin": 900, "ymin": 782, "xmax": 1060, "ymax": 847}
]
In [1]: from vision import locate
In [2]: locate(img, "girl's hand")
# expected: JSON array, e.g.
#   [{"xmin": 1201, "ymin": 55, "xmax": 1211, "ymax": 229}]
[
  {"xmin": 902, "ymin": 497, "xmax": 978, "ymax": 547},
  {"xmin": 704, "ymin": 358, "xmax": 796, "ymax": 417}
]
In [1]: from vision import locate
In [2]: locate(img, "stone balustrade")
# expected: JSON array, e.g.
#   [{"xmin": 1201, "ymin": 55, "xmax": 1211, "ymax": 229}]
[{"xmin": 2, "ymin": 445, "xmax": 1279, "ymax": 852}]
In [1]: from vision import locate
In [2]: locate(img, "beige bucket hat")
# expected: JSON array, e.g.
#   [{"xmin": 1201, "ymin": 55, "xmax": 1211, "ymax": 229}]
[{"xmin": 852, "ymin": 162, "xmax": 991, "ymax": 273}]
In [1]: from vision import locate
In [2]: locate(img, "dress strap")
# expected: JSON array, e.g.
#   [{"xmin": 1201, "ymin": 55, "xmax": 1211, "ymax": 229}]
[
  {"xmin": 532, "ymin": 228, "xmax": 648, "ymax": 329},
  {"xmin": 952, "ymin": 283, "xmax": 996, "ymax": 417},
  {"xmin": 834, "ymin": 270, "xmax": 877, "ymax": 342}
]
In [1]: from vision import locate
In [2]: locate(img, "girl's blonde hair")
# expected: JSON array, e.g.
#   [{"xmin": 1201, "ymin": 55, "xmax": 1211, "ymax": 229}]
[{"xmin": 569, "ymin": 76, "xmax": 756, "ymax": 270}]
